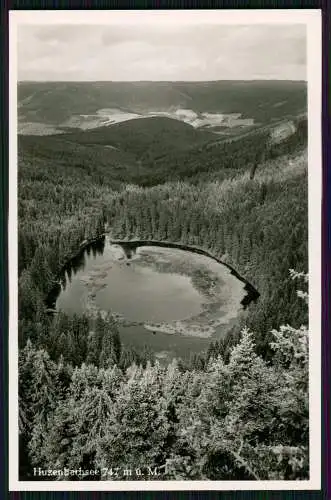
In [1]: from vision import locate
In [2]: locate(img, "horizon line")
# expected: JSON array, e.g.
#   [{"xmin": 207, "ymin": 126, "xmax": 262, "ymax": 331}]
[{"xmin": 18, "ymin": 78, "xmax": 307, "ymax": 84}]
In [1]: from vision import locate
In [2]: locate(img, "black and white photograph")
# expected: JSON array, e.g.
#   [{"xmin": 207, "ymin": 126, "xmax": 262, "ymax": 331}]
[{"xmin": 9, "ymin": 9, "xmax": 321, "ymax": 491}]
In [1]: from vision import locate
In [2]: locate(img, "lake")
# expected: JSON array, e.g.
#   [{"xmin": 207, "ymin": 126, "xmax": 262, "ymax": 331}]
[{"xmin": 54, "ymin": 236, "xmax": 257, "ymax": 362}]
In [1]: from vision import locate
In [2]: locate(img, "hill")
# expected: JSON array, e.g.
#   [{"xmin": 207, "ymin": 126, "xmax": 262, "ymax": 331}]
[
  {"xmin": 18, "ymin": 83, "xmax": 309, "ymax": 481},
  {"xmin": 18, "ymin": 80, "xmax": 307, "ymax": 135},
  {"xmin": 18, "ymin": 112, "xmax": 307, "ymax": 188},
  {"xmin": 58, "ymin": 116, "xmax": 216, "ymax": 157}
]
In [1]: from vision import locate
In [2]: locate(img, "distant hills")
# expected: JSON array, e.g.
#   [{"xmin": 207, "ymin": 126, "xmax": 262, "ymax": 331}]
[
  {"xmin": 18, "ymin": 80, "xmax": 307, "ymax": 188},
  {"xmin": 18, "ymin": 80, "xmax": 307, "ymax": 136}
]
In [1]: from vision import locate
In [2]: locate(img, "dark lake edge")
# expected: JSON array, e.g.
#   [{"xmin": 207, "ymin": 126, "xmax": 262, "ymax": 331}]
[{"xmin": 46, "ymin": 235, "xmax": 260, "ymax": 312}]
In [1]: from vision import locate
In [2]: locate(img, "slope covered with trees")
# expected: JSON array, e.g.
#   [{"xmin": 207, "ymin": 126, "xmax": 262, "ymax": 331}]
[
  {"xmin": 18, "ymin": 102, "xmax": 309, "ymax": 480},
  {"xmin": 19, "ymin": 276, "xmax": 309, "ymax": 481}
]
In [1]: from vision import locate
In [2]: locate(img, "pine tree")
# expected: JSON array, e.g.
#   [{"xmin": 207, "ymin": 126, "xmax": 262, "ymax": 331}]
[
  {"xmin": 99, "ymin": 315, "xmax": 121, "ymax": 368},
  {"xmin": 96, "ymin": 362, "xmax": 169, "ymax": 477},
  {"xmin": 19, "ymin": 341, "xmax": 63, "ymax": 475}
]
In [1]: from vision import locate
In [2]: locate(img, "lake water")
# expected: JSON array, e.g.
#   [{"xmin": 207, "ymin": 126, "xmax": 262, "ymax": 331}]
[{"xmin": 55, "ymin": 237, "xmax": 251, "ymax": 361}]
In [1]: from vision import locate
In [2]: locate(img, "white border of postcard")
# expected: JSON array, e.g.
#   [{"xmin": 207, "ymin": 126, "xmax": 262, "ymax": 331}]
[{"xmin": 8, "ymin": 8, "xmax": 322, "ymax": 491}]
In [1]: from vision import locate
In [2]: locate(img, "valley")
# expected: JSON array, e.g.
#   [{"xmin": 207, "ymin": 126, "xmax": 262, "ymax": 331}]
[
  {"xmin": 17, "ymin": 80, "xmax": 309, "ymax": 481},
  {"xmin": 18, "ymin": 80, "xmax": 306, "ymax": 136}
]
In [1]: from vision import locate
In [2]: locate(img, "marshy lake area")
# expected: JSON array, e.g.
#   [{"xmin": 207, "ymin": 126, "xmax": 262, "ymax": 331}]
[{"xmin": 52, "ymin": 236, "xmax": 258, "ymax": 361}]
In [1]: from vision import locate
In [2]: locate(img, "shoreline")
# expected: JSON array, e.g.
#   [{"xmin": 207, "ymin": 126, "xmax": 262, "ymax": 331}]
[
  {"xmin": 109, "ymin": 238, "xmax": 260, "ymax": 308},
  {"xmin": 46, "ymin": 235, "xmax": 260, "ymax": 317}
]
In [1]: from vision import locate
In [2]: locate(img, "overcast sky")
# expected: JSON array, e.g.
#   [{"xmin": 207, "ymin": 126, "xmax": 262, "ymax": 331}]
[{"xmin": 17, "ymin": 23, "xmax": 306, "ymax": 81}]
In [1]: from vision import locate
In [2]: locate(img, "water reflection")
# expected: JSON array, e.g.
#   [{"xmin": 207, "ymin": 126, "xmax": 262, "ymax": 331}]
[
  {"xmin": 92, "ymin": 237, "xmax": 105, "ymax": 256},
  {"xmin": 46, "ymin": 237, "xmax": 259, "ymax": 363}
]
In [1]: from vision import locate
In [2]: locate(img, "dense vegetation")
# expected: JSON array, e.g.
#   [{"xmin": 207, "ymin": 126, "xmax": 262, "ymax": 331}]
[
  {"xmin": 20, "ymin": 303, "xmax": 309, "ymax": 481},
  {"xmin": 18, "ymin": 96, "xmax": 308, "ymax": 481},
  {"xmin": 19, "ymin": 114, "xmax": 307, "ymax": 187}
]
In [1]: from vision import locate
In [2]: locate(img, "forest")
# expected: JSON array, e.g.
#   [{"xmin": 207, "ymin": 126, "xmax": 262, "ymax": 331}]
[{"xmin": 18, "ymin": 108, "xmax": 309, "ymax": 480}]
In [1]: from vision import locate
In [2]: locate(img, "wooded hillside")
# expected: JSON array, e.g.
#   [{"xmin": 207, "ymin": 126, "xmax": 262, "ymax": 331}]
[{"xmin": 18, "ymin": 108, "xmax": 309, "ymax": 480}]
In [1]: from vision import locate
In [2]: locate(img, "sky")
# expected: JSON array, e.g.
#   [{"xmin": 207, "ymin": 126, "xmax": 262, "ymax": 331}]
[{"xmin": 17, "ymin": 22, "xmax": 306, "ymax": 81}]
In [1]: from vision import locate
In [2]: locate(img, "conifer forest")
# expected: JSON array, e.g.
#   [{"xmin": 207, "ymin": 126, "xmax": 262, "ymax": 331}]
[{"xmin": 17, "ymin": 77, "xmax": 309, "ymax": 481}]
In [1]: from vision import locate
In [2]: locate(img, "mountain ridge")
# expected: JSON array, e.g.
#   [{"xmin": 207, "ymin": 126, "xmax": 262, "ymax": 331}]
[{"xmin": 18, "ymin": 80, "xmax": 307, "ymax": 134}]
